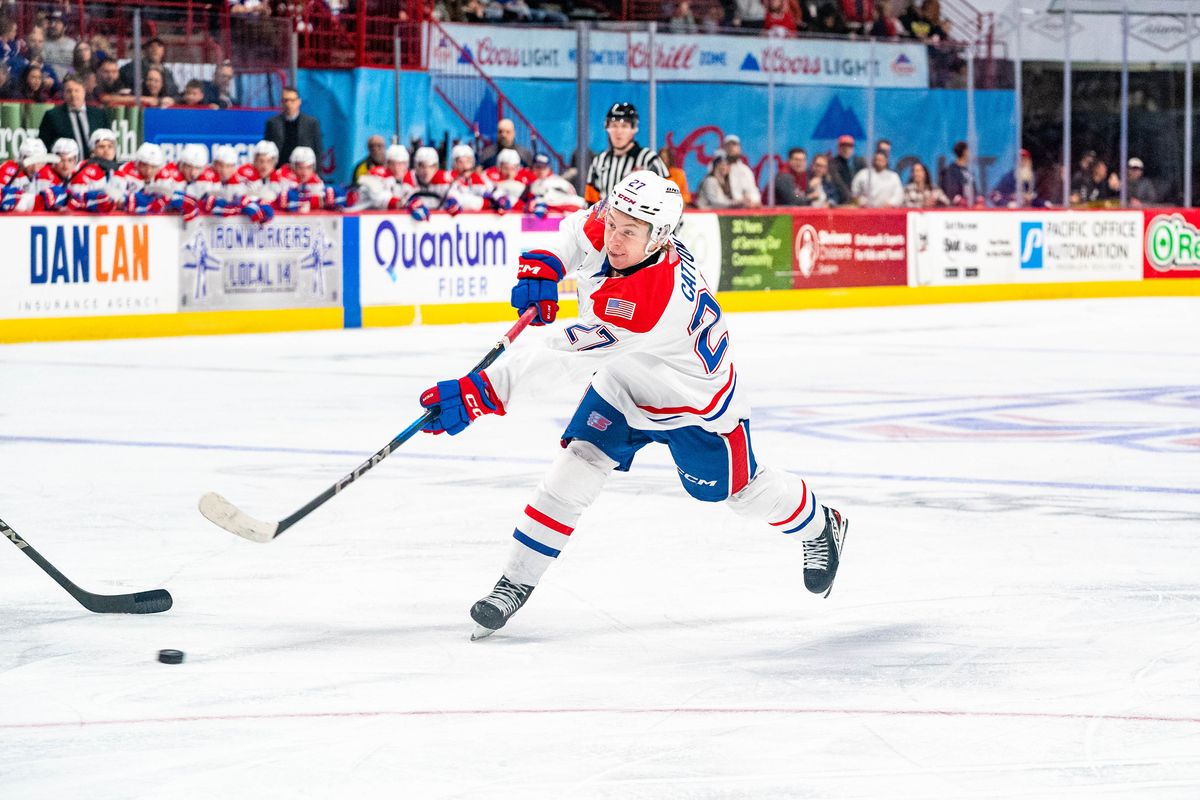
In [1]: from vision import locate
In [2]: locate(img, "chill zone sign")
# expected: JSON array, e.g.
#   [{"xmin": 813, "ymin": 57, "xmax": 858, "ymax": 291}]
[{"xmin": 29, "ymin": 223, "xmax": 151, "ymax": 284}]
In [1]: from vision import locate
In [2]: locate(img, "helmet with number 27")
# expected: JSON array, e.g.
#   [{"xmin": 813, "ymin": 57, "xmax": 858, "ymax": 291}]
[{"xmin": 606, "ymin": 170, "xmax": 684, "ymax": 257}]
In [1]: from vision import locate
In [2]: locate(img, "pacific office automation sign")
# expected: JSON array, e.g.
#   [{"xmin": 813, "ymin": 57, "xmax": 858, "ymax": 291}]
[
  {"xmin": 907, "ymin": 211, "xmax": 1143, "ymax": 286},
  {"xmin": 179, "ymin": 216, "xmax": 342, "ymax": 311},
  {"xmin": 435, "ymin": 24, "xmax": 928, "ymax": 88},
  {"xmin": 0, "ymin": 216, "xmax": 179, "ymax": 319},
  {"xmin": 359, "ymin": 213, "xmax": 522, "ymax": 306}
]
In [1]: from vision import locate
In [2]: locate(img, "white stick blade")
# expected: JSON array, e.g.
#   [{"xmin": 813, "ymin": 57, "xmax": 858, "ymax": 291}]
[{"xmin": 198, "ymin": 492, "xmax": 278, "ymax": 543}]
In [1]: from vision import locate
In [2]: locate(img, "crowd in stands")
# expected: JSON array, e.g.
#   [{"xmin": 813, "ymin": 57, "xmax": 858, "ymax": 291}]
[
  {"xmin": 433, "ymin": 0, "xmax": 952, "ymax": 43},
  {"xmin": 0, "ymin": 8, "xmax": 238, "ymax": 108}
]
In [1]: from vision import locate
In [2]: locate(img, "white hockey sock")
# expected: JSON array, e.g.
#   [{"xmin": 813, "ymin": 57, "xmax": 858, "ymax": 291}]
[
  {"xmin": 726, "ymin": 466, "xmax": 824, "ymax": 541},
  {"xmin": 502, "ymin": 440, "xmax": 616, "ymax": 586}
]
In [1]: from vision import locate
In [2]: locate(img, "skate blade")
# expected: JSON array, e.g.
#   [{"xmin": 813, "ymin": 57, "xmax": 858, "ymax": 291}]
[{"xmin": 470, "ymin": 624, "xmax": 497, "ymax": 641}]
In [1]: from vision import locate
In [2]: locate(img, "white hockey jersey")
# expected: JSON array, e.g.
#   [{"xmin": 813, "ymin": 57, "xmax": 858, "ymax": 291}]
[{"xmin": 487, "ymin": 202, "xmax": 747, "ymax": 434}]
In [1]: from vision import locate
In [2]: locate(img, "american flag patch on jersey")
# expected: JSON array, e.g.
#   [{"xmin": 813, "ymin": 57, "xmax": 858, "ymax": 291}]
[{"xmin": 605, "ymin": 297, "xmax": 636, "ymax": 320}]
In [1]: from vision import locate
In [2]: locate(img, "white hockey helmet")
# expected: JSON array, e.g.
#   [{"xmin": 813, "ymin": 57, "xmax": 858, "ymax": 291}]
[
  {"xmin": 88, "ymin": 128, "xmax": 116, "ymax": 149},
  {"xmin": 496, "ymin": 148, "xmax": 521, "ymax": 167},
  {"xmin": 606, "ymin": 170, "xmax": 684, "ymax": 255},
  {"xmin": 18, "ymin": 138, "xmax": 47, "ymax": 160},
  {"xmin": 385, "ymin": 144, "xmax": 409, "ymax": 163},
  {"xmin": 253, "ymin": 139, "xmax": 279, "ymax": 160},
  {"xmin": 289, "ymin": 146, "xmax": 316, "ymax": 166},
  {"xmin": 451, "ymin": 143, "xmax": 475, "ymax": 166},
  {"xmin": 51, "ymin": 138, "xmax": 79, "ymax": 158},
  {"xmin": 414, "ymin": 146, "xmax": 439, "ymax": 167},
  {"xmin": 135, "ymin": 142, "xmax": 165, "ymax": 166},
  {"xmin": 212, "ymin": 145, "xmax": 239, "ymax": 165},
  {"xmin": 180, "ymin": 144, "xmax": 209, "ymax": 168}
]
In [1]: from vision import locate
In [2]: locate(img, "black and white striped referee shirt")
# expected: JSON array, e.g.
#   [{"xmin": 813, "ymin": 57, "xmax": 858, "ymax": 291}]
[{"xmin": 586, "ymin": 142, "xmax": 668, "ymax": 200}]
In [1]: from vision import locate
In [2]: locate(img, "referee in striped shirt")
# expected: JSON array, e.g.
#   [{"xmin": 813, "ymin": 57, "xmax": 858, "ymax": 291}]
[{"xmin": 585, "ymin": 102, "xmax": 668, "ymax": 204}]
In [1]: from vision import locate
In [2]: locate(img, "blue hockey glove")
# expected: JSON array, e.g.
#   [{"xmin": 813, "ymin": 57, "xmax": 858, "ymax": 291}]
[
  {"xmin": 511, "ymin": 249, "xmax": 564, "ymax": 326},
  {"xmin": 419, "ymin": 371, "xmax": 505, "ymax": 435}
]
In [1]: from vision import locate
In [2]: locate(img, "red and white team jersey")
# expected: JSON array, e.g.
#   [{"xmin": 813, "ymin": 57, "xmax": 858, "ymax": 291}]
[
  {"xmin": 0, "ymin": 159, "xmax": 20, "ymax": 186},
  {"xmin": 213, "ymin": 171, "xmax": 252, "ymax": 204},
  {"xmin": 182, "ymin": 167, "xmax": 221, "ymax": 200},
  {"xmin": 274, "ymin": 169, "xmax": 327, "ymax": 211},
  {"xmin": 237, "ymin": 164, "xmax": 286, "ymax": 203},
  {"xmin": 358, "ymin": 164, "xmax": 416, "ymax": 209},
  {"xmin": 528, "ymin": 175, "xmax": 587, "ymax": 213},
  {"xmin": 110, "ymin": 161, "xmax": 185, "ymax": 201},
  {"xmin": 487, "ymin": 202, "xmax": 746, "ymax": 434},
  {"xmin": 484, "ymin": 166, "xmax": 535, "ymax": 186},
  {"xmin": 411, "ymin": 169, "xmax": 475, "ymax": 211},
  {"xmin": 68, "ymin": 162, "xmax": 109, "ymax": 196},
  {"xmin": 2, "ymin": 164, "xmax": 59, "ymax": 211},
  {"xmin": 445, "ymin": 170, "xmax": 490, "ymax": 211}
]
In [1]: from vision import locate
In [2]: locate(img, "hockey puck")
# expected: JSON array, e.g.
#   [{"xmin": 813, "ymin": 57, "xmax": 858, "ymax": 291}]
[{"xmin": 157, "ymin": 649, "xmax": 185, "ymax": 665}]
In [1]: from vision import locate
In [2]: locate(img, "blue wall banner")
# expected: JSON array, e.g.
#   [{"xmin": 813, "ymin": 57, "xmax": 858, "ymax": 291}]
[{"xmin": 143, "ymin": 108, "xmax": 275, "ymax": 165}]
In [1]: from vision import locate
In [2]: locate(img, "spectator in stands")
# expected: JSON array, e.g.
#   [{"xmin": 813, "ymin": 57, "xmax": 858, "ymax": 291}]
[
  {"xmin": 875, "ymin": 138, "xmax": 892, "ymax": 161},
  {"xmin": 939, "ymin": 141, "xmax": 978, "ymax": 206},
  {"xmin": 229, "ymin": 0, "xmax": 271, "ymax": 15},
  {"xmin": 38, "ymin": 74, "xmax": 107, "ymax": 153},
  {"xmin": 177, "ymin": 79, "xmax": 216, "ymax": 108},
  {"xmin": 774, "ymin": 147, "xmax": 809, "ymax": 206},
  {"xmin": 700, "ymin": 4, "xmax": 725, "ymax": 33},
  {"xmin": 659, "ymin": 146, "xmax": 692, "ymax": 206},
  {"xmin": 204, "ymin": 62, "xmax": 236, "ymax": 109},
  {"xmin": 71, "ymin": 41, "xmax": 98, "ymax": 75},
  {"xmin": 88, "ymin": 34, "xmax": 112, "ymax": 63},
  {"xmin": 140, "ymin": 66, "xmax": 175, "ymax": 108},
  {"xmin": 697, "ymin": 151, "xmax": 755, "ymax": 209},
  {"xmin": 1070, "ymin": 150, "xmax": 1096, "ymax": 196},
  {"xmin": 852, "ymin": 149, "xmax": 904, "ymax": 207},
  {"xmin": 764, "ymin": 0, "xmax": 799, "ymax": 35},
  {"xmin": 990, "ymin": 148, "xmax": 1037, "ymax": 208},
  {"xmin": 352, "ymin": 134, "xmax": 388, "ymax": 182},
  {"xmin": 586, "ymin": 102, "xmax": 667, "ymax": 204},
  {"xmin": 807, "ymin": 152, "xmax": 842, "ymax": 206},
  {"xmin": 904, "ymin": 161, "xmax": 948, "ymax": 207},
  {"xmin": 722, "ymin": 133, "xmax": 762, "ymax": 207},
  {"xmin": 900, "ymin": 0, "xmax": 946, "ymax": 40},
  {"xmin": 480, "ymin": 118, "xmax": 532, "ymax": 168},
  {"xmin": 0, "ymin": 60, "xmax": 16, "ymax": 99},
  {"xmin": 1074, "ymin": 158, "xmax": 1118, "ymax": 205},
  {"xmin": 23, "ymin": 27, "xmax": 59, "ymax": 89},
  {"xmin": 668, "ymin": 1, "xmax": 698, "ymax": 33},
  {"xmin": 17, "ymin": 63, "xmax": 52, "ymax": 102},
  {"xmin": 265, "ymin": 85, "xmax": 323, "ymax": 167},
  {"xmin": 732, "ymin": 0, "xmax": 766, "ymax": 29},
  {"xmin": 0, "ymin": 19, "xmax": 21, "ymax": 67},
  {"xmin": 840, "ymin": 0, "xmax": 874, "ymax": 30},
  {"xmin": 119, "ymin": 38, "xmax": 179, "ymax": 98},
  {"xmin": 868, "ymin": 1, "xmax": 900, "ymax": 37},
  {"xmin": 90, "ymin": 58, "xmax": 121, "ymax": 104},
  {"xmin": 810, "ymin": 3, "xmax": 849, "ymax": 34},
  {"xmin": 41, "ymin": 11, "xmax": 75, "ymax": 80},
  {"xmin": 829, "ymin": 134, "xmax": 864, "ymax": 203},
  {"xmin": 1125, "ymin": 157, "xmax": 1157, "ymax": 207}
]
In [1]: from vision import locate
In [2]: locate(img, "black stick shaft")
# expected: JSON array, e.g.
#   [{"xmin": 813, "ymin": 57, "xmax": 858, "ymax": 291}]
[
  {"xmin": 272, "ymin": 307, "xmax": 539, "ymax": 538},
  {"xmin": 1, "ymin": 517, "xmax": 172, "ymax": 614}
]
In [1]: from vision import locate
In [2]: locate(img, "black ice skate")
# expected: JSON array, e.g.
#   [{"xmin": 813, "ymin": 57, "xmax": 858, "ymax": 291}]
[
  {"xmin": 803, "ymin": 507, "xmax": 849, "ymax": 597},
  {"xmin": 470, "ymin": 575, "xmax": 535, "ymax": 640}
]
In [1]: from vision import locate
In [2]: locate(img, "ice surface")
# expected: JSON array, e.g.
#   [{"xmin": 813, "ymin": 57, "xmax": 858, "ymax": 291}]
[{"xmin": 1, "ymin": 297, "xmax": 1198, "ymax": 798}]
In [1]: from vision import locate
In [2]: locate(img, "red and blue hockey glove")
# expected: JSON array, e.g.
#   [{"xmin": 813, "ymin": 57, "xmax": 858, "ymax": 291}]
[
  {"xmin": 532, "ymin": 199, "xmax": 548, "ymax": 220},
  {"xmin": 442, "ymin": 195, "xmax": 462, "ymax": 216},
  {"xmin": 282, "ymin": 187, "xmax": 307, "ymax": 213},
  {"xmin": 418, "ymin": 371, "xmax": 505, "ymax": 436},
  {"xmin": 0, "ymin": 185, "xmax": 23, "ymax": 211},
  {"xmin": 407, "ymin": 197, "xmax": 430, "ymax": 222},
  {"xmin": 70, "ymin": 189, "xmax": 115, "ymax": 213},
  {"xmin": 487, "ymin": 191, "xmax": 513, "ymax": 214},
  {"xmin": 511, "ymin": 249, "xmax": 564, "ymax": 326},
  {"xmin": 39, "ymin": 184, "xmax": 67, "ymax": 211}
]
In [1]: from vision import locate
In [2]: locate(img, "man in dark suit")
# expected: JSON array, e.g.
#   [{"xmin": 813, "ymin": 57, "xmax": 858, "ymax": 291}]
[
  {"xmin": 264, "ymin": 86, "xmax": 323, "ymax": 167},
  {"xmin": 38, "ymin": 74, "xmax": 109, "ymax": 156}
]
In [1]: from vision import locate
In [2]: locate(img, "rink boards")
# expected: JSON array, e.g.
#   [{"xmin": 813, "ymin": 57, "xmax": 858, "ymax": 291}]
[{"xmin": 1, "ymin": 207, "xmax": 1198, "ymax": 343}]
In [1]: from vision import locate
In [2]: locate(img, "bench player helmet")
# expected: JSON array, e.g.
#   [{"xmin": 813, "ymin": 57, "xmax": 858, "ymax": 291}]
[{"xmin": 607, "ymin": 170, "xmax": 684, "ymax": 256}]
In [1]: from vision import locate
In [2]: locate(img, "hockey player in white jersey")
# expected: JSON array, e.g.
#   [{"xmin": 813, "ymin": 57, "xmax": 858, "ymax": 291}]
[{"xmin": 415, "ymin": 171, "xmax": 849, "ymax": 639}]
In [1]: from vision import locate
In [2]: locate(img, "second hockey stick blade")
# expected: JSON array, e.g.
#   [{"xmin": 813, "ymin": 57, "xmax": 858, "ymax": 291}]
[{"xmin": 198, "ymin": 492, "xmax": 278, "ymax": 543}]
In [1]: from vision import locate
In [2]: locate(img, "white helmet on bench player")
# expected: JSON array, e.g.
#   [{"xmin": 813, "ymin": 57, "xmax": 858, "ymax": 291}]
[{"xmin": 607, "ymin": 170, "xmax": 684, "ymax": 255}]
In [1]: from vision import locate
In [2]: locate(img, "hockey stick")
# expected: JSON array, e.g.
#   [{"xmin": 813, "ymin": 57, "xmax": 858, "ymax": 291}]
[
  {"xmin": 1, "ymin": 516, "xmax": 173, "ymax": 614},
  {"xmin": 199, "ymin": 306, "xmax": 539, "ymax": 543}
]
